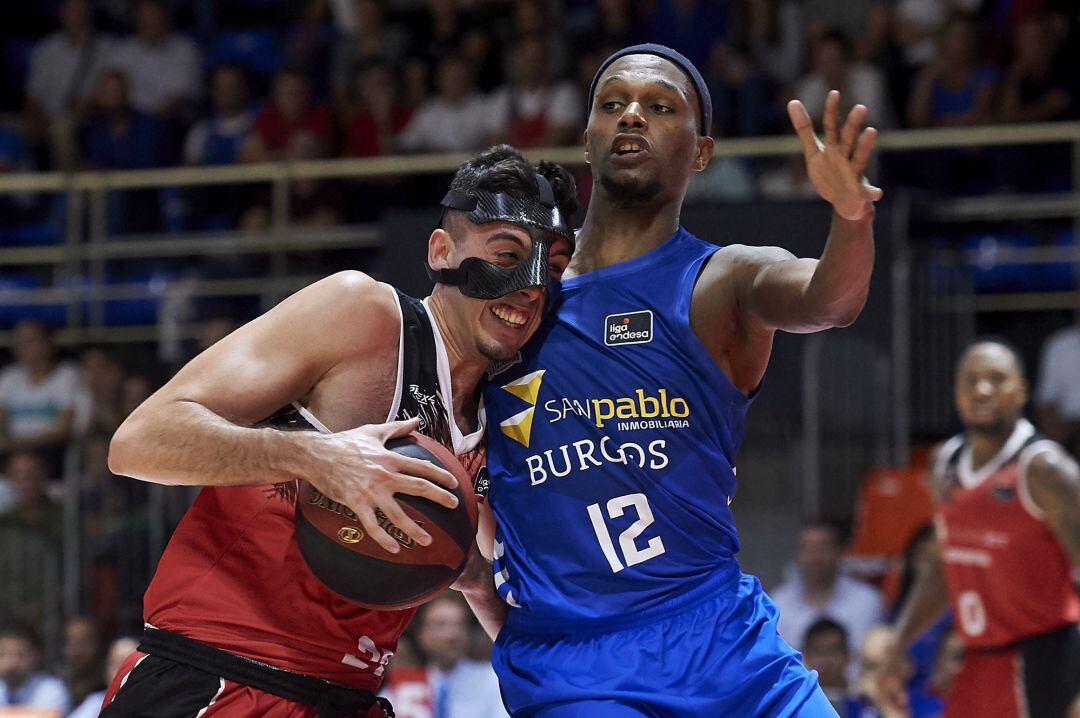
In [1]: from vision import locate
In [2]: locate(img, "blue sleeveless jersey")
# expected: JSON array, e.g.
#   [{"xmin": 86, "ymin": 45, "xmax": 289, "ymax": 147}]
[{"xmin": 484, "ymin": 228, "xmax": 754, "ymax": 628}]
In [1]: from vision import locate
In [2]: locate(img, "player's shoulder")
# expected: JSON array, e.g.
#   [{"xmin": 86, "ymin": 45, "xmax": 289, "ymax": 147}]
[
  {"xmin": 310, "ymin": 271, "xmax": 397, "ymax": 316},
  {"xmin": 1021, "ymin": 439, "xmax": 1078, "ymax": 491}
]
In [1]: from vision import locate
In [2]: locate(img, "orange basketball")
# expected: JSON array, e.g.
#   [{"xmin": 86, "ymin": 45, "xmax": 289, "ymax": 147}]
[{"xmin": 294, "ymin": 432, "xmax": 478, "ymax": 610}]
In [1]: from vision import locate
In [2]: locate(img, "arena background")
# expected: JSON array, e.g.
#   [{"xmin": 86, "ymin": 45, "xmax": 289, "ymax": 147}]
[{"xmin": 0, "ymin": 0, "xmax": 1077, "ymax": 714}]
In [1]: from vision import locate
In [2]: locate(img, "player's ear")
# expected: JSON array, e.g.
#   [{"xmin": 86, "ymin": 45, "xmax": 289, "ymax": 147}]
[
  {"xmin": 583, "ymin": 128, "xmax": 590, "ymax": 165},
  {"xmin": 428, "ymin": 228, "xmax": 454, "ymax": 270},
  {"xmin": 694, "ymin": 135, "xmax": 715, "ymax": 173}
]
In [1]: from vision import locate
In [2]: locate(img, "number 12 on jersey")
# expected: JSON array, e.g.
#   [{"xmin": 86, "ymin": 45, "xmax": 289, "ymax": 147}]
[{"xmin": 587, "ymin": 493, "xmax": 666, "ymax": 573}]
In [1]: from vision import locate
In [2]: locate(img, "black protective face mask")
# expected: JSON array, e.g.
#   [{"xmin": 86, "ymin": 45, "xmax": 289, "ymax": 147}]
[{"xmin": 426, "ymin": 173, "xmax": 574, "ymax": 301}]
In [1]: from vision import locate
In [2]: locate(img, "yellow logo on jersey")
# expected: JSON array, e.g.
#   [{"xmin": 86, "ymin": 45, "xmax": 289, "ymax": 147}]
[{"xmin": 499, "ymin": 370, "xmax": 545, "ymax": 447}]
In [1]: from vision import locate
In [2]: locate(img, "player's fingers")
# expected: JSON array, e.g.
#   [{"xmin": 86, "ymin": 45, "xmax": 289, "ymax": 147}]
[
  {"xmin": 823, "ymin": 90, "xmax": 840, "ymax": 146},
  {"xmin": 391, "ymin": 454, "xmax": 459, "ymax": 490},
  {"xmin": 378, "ymin": 417, "xmax": 421, "ymax": 441},
  {"xmin": 355, "ymin": 506, "xmax": 401, "ymax": 554},
  {"xmin": 840, "ymin": 104, "xmax": 867, "ymax": 158},
  {"xmin": 391, "ymin": 474, "xmax": 459, "ymax": 510},
  {"xmin": 786, "ymin": 100, "xmax": 821, "ymax": 157},
  {"xmin": 852, "ymin": 126, "xmax": 878, "ymax": 176},
  {"xmin": 378, "ymin": 498, "xmax": 432, "ymax": 547},
  {"xmin": 860, "ymin": 183, "xmax": 884, "ymax": 202}
]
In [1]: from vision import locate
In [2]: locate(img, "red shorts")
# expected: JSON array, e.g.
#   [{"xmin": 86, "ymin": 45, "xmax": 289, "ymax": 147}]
[
  {"xmin": 101, "ymin": 651, "xmax": 389, "ymax": 718},
  {"xmin": 945, "ymin": 625, "xmax": 1080, "ymax": 718}
]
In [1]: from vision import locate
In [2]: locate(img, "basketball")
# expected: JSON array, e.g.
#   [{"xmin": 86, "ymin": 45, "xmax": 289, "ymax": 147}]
[{"xmin": 294, "ymin": 432, "xmax": 478, "ymax": 610}]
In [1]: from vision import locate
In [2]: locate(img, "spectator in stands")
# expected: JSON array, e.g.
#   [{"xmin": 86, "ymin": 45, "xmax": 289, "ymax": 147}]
[
  {"xmin": 108, "ymin": 0, "xmax": 201, "ymax": 121},
  {"xmin": 331, "ymin": 0, "xmax": 409, "ymax": 115},
  {"xmin": 1036, "ymin": 318, "xmax": 1080, "ymax": 457},
  {"xmin": 61, "ymin": 616, "xmax": 105, "ymax": 711},
  {"xmin": 571, "ymin": 0, "xmax": 643, "ymax": 54},
  {"xmin": 79, "ymin": 70, "xmax": 172, "ymax": 233},
  {"xmin": 794, "ymin": 30, "xmax": 894, "ymax": 130},
  {"xmin": 707, "ymin": 39, "xmax": 772, "ymax": 138},
  {"xmin": 79, "ymin": 70, "xmax": 172, "ymax": 171},
  {"xmin": 382, "ymin": 594, "xmax": 507, "ymax": 718},
  {"xmin": 342, "ymin": 60, "xmax": 412, "ymax": 157},
  {"xmin": 803, "ymin": 0, "xmax": 890, "ymax": 64},
  {"xmin": 507, "ymin": 0, "xmax": 567, "ymax": 84},
  {"xmin": 906, "ymin": 15, "xmax": 998, "ymax": 128},
  {"xmin": 485, "ymin": 35, "xmax": 580, "ymax": 149},
  {"xmin": 0, "ymin": 623, "xmax": 70, "ymax": 713},
  {"xmin": 241, "ymin": 70, "xmax": 334, "ymax": 162},
  {"xmin": 241, "ymin": 130, "xmax": 341, "ymax": 229},
  {"xmin": 68, "ymin": 635, "xmax": 139, "ymax": 718},
  {"xmin": 398, "ymin": 54, "xmax": 489, "ymax": 153},
  {"xmin": 24, "ymin": 0, "xmax": 115, "ymax": 169},
  {"xmin": 801, "ymin": 618, "xmax": 851, "ymax": 712},
  {"xmin": 744, "ymin": 0, "xmax": 803, "ymax": 89},
  {"xmin": 645, "ymin": 0, "xmax": 727, "ymax": 69},
  {"xmin": 75, "ymin": 347, "xmax": 124, "ymax": 442},
  {"xmin": 771, "ymin": 520, "xmax": 885, "ymax": 656},
  {"xmin": 1000, "ymin": 16, "xmax": 1077, "ymax": 123},
  {"xmin": 183, "ymin": 65, "xmax": 254, "ymax": 167},
  {"xmin": 0, "ymin": 451, "xmax": 63, "ymax": 627},
  {"xmin": 0, "ymin": 320, "xmax": 80, "ymax": 470}
]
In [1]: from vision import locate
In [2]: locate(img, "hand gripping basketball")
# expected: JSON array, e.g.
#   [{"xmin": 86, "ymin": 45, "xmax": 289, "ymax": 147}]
[
  {"xmin": 295, "ymin": 429, "xmax": 480, "ymax": 609},
  {"xmin": 302, "ymin": 417, "xmax": 459, "ymax": 554}
]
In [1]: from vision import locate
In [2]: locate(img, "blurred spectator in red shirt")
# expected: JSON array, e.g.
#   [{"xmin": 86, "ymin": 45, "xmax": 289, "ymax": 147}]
[
  {"xmin": 343, "ymin": 61, "xmax": 412, "ymax": 157},
  {"xmin": 242, "ymin": 70, "xmax": 334, "ymax": 162},
  {"xmin": 486, "ymin": 35, "xmax": 580, "ymax": 149},
  {"xmin": 332, "ymin": 0, "xmax": 409, "ymax": 115}
]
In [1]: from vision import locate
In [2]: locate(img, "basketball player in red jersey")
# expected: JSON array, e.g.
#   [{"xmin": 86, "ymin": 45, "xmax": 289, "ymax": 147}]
[
  {"xmin": 879, "ymin": 340, "xmax": 1080, "ymax": 718},
  {"xmin": 102, "ymin": 146, "xmax": 576, "ymax": 718}
]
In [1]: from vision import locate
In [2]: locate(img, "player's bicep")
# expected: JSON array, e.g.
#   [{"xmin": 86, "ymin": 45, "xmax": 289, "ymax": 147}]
[
  {"xmin": 1024, "ymin": 448, "xmax": 1080, "ymax": 560},
  {"xmin": 712, "ymin": 245, "xmax": 820, "ymax": 333},
  {"xmin": 147, "ymin": 272, "xmax": 394, "ymax": 425}
]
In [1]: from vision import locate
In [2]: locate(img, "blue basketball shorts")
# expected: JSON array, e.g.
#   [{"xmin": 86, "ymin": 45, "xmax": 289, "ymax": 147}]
[{"xmin": 491, "ymin": 567, "xmax": 837, "ymax": 718}]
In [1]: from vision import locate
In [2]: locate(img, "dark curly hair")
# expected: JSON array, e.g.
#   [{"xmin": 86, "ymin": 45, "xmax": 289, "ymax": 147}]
[{"xmin": 443, "ymin": 145, "xmax": 578, "ymax": 238}]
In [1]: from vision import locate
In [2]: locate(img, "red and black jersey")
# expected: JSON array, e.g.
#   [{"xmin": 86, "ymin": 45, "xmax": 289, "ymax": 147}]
[
  {"xmin": 933, "ymin": 418, "xmax": 1079, "ymax": 650},
  {"xmin": 142, "ymin": 290, "xmax": 485, "ymax": 690}
]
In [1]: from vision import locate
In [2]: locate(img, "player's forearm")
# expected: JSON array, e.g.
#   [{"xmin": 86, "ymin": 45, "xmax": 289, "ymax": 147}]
[
  {"xmin": 894, "ymin": 557, "xmax": 950, "ymax": 649},
  {"xmin": 461, "ymin": 583, "xmax": 508, "ymax": 641},
  {"xmin": 802, "ymin": 209, "xmax": 875, "ymax": 328},
  {"xmin": 109, "ymin": 398, "xmax": 314, "ymax": 487}
]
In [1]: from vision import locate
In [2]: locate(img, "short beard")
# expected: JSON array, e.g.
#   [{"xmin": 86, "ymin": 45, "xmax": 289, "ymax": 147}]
[
  {"xmin": 476, "ymin": 336, "xmax": 517, "ymax": 363},
  {"xmin": 599, "ymin": 171, "xmax": 662, "ymax": 208},
  {"xmin": 966, "ymin": 416, "xmax": 1014, "ymax": 439}
]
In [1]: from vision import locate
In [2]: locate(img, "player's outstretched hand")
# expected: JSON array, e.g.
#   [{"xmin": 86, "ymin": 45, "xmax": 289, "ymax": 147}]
[
  {"xmin": 305, "ymin": 417, "xmax": 459, "ymax": 554},
  {"xmin": 788, "ymin": 90, "xmax": 883, "ymax": 221}
]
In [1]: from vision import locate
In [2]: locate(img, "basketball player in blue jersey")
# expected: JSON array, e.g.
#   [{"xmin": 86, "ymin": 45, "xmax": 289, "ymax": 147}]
[{"xmin": 460, "ymin": 44, "xmax": 883, "ymax": 717}]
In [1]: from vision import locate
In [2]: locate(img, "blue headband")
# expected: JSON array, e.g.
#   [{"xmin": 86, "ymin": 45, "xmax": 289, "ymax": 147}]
[{"xmin": 587, "ymin": 43, "xmax": 712, "ymax": 137}]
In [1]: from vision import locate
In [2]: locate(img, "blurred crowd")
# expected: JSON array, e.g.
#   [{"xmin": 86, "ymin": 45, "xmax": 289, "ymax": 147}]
[{"xmin": 0, "ymin": 0, "xmax": 1079, "ymax": 235}]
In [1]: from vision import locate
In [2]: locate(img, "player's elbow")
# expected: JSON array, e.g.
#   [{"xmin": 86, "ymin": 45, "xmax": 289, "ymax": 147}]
[{"xmin": 108, "ymin": 412, "xmax": 149, "ymax": 479}]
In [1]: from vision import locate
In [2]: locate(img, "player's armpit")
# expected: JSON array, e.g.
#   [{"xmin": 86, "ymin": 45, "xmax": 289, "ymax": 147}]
[{"xmin": 1025, "ymin": 448, "xmax": 1080, "ymax": 567}]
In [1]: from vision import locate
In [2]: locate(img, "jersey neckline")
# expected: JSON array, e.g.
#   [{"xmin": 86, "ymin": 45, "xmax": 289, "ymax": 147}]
[
  {"xmin": 957, "ymin": 418, "xmax": 1035, "ymax": 489},
  {"xmin": 561, "ymin": 227, "xmax": 689, "ymax": 289}
]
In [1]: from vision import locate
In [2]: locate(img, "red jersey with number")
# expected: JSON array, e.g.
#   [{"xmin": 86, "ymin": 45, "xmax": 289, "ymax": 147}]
[
  {"xmin": 142, "ymin": 290, "xmax": 486, "ymax": 690},
  {"xmin": 933, "ymin": 419, "xmax": 1079, "ymax": 650}
]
